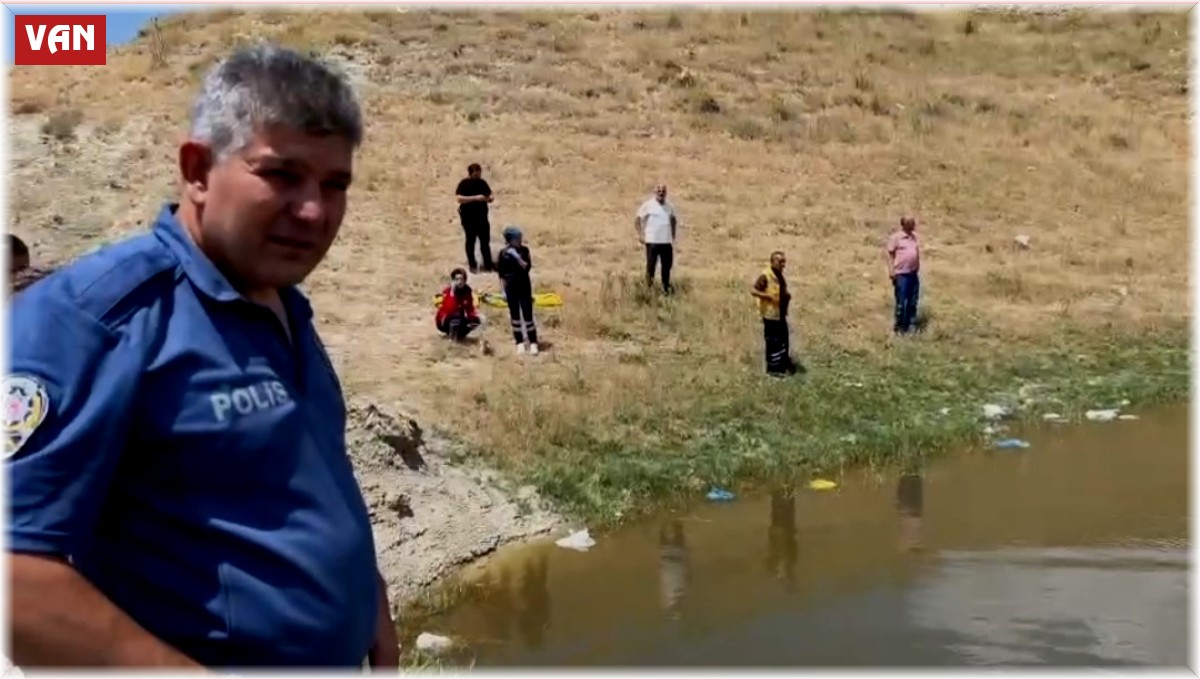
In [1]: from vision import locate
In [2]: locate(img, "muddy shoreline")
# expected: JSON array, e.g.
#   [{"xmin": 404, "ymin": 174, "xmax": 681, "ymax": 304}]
[{"xmin": 344, "ymin": 401, "xmax": 563, "ymax": 611}]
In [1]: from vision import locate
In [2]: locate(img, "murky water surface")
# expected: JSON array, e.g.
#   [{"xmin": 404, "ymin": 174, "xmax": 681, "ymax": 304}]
[{"xmin": 423, "ymin": 405, "xmax": 1189, "ymax": 667}]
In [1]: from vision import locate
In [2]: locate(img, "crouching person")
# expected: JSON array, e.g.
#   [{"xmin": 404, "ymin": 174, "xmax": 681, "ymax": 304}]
[
  {"xmin": 497, "ymin": 225, "xmax": 539, "ymax": 356},
  {"xmin": 7, "ymin": 235, "xmax": 54, "ymax": 294},
  {"xmin": 435, "ymin": 268, "xmax": 482, "ymax": 341}
]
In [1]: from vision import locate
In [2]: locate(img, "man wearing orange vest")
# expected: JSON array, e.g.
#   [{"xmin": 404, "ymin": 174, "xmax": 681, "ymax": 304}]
[{"xmin": 750, "ymin": 251, "xmax": 800, "ymax": 377}]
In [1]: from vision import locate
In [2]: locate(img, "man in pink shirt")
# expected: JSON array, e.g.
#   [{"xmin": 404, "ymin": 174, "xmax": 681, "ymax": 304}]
[{"xmin": 885, "ymin": 216, "xmax": 921, "ymax": 335}]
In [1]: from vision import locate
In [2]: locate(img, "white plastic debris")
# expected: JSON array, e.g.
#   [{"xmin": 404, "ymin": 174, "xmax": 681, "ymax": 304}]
[
  {"xmin": 982, "ymin": 404, "xmax": 1010, "ymax": 420},
  {"xmin": 840, "ymin": 434, "xmax": 858, "ymax": 444},
  {"xmin": 1017, "ymin": 384, "xmax": 1042, "ymax": 399},
  {"xmin": 1042, "ymin": 413, "xmax": 1065, "ymax": 421},
  {"xmin": 1085, "ymin": 409, "xmax": 1120, "ymax": 422},
  {"xmin": 939, "ymin": 407, "xmax": 951, "ymax": 416},
  {"xmin": 1118, "ymin": 414, "xmax": 1139, "ymax": 421},
  {"xmin": 415, "ymin": 633, "xmax": 455, "ymax": 655},
  {"xmin": 555, "ymin": 528, "xmax": 596, "ymax": 552},
  {"xmin": 1014, "ymin": 234, "xmax": 1031, "ymax": 249},
  {"xmin": 1120, "ymin": 399, "xmax": 1131, "ymax": 407}
]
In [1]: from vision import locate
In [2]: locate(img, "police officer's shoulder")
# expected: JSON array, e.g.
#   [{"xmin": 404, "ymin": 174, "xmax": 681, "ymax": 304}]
[{"xmin": 18, "ymin": 232, "xmax": 179, "ymax": 331}]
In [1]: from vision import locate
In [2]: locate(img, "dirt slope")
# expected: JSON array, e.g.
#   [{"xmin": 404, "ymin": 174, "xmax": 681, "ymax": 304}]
[{"xmin": 344, "ymin": 401, "xmax": 558, "ymax": 608}]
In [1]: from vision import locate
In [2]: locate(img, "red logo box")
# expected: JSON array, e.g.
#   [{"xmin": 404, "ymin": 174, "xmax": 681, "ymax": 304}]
[{"xmin": 14, "ymin": 15, "xmax": 107, "ymax": 66}]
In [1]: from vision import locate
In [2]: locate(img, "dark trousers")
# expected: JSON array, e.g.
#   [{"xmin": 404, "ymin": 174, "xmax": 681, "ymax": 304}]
[
  {"xmin": 437, "ymin": 314, "xmax": 480, "ymax": 341},
  {"xmin": 462, "ymin": 218, "xmax": 494, "ymax": 272},
  {"xmin": 505, "ymin": 285, "xmax": 538, "ymax": 345},
  {"xmin": 645, "ymin": 243, "xmax": 674, "ymax": 293},
  {"xmin": 892, "ymin": 272, "xmax": 920, "ymax": 334},
  {"xmin": 763, "ymin": 318, "xmax": 797, "ymax": 375}
]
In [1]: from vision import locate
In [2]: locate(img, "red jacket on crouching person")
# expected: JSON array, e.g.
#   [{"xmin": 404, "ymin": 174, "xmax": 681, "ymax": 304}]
[{"xmin": 435, "ymin": 268, "xmax": 481, "ymax": 340}]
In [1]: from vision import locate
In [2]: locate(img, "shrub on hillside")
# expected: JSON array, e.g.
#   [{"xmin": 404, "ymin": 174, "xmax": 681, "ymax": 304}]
[{"xmin": 41, "ymin": 109, "xmax": 83, "ymax": 141}]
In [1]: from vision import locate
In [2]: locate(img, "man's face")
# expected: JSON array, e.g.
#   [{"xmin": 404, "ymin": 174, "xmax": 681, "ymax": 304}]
[
  {"xmin": 772, "ymin": 253, "xmax": 787, "ymax": 271},
  {"xmin": 655, "ymin": 185, "xmax": 667, "ymax": 203},
  {"xmin": 452, "ymin": 273, "xmax": 466, "ymax": 288},
  {"xmin": 469, "ymin": 168, "xmax": 482, "ymax": 179},
  {"xmin": 188, "ymin": 125, "xmax": 354, "ymax": 292},
  {"xmin": 902, "ymin": 218, "xmax": 916, "ymax": 234}
]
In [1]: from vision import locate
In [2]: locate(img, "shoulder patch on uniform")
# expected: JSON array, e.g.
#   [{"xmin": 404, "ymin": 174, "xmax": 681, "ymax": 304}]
[{"xmin": 3, "ymin": 375, "xmax": 50, "ymax": 460}]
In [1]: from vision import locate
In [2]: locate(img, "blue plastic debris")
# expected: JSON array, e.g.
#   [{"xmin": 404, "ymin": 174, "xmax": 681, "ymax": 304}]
[
  {"xmin": 706, "ymin": 487, "xmax": 736, "ymax": 502},
  {"xmin": 994, "ymin": 438, "xmax": 1031, "ymax": 450}
]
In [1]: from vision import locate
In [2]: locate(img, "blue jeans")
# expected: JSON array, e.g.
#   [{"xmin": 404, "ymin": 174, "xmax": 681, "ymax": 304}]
[{"xmin": 893, "ymin": 272, "xmax": 920, "ymax": 334}]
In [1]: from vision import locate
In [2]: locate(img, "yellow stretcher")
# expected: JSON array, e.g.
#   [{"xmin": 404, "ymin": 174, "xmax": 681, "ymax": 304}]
[{"xmin": 431, "ymin": 291, "xmax": 564, "ymax": 309}]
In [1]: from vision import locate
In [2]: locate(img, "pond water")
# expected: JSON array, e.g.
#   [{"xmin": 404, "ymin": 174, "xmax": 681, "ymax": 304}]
[{"xmin": 419, "ymin": 404, "xmax": 1189, "ymax": 667}]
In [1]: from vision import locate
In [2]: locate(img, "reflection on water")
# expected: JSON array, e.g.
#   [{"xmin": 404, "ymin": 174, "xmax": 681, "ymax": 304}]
[
  {"xmin": 897, "ymin": 472, "xmax": 923, "ymax": 554},
  {"xmin": 422, "ymin": 405, "xmax": 1188, "ymax": 667},
  {"xmin": 431, "ymin": 548, "xmax": 552, "ymax": 654},
  {"xmin": 908, "ymin": 544, "xmax": 1188, "ymax": 666},
  {"xmin": 766, "ymin": 489, "xmax": 796, "ymax": 584},
  {"xmin": 658, "ymin": 520, "xmax": 689, "ymax": 621},
  {"xmin": 516, "ymin": 550, "xmax": 550, "ymax": 647}
]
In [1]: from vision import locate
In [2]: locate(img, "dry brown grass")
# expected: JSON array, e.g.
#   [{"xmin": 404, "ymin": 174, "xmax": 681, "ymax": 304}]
[{"xmin": 7, "ymin": 8, "xmax": 1190, "ymax": 511}]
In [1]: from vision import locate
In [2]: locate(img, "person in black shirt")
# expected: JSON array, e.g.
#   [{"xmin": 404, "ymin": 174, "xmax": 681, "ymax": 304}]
[
  {"xmin": 496, "ymin": 225, "xmax": 539, "ymax": 356},
  {"xmin": 455, "ymin": 163, "xmax": 495, "ymax": 273}
]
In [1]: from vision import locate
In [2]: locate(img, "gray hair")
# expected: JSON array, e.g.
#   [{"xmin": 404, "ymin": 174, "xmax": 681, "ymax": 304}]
[{"xmin": 189, "ymin": 42, "xmax": 363, "ymax": 162}]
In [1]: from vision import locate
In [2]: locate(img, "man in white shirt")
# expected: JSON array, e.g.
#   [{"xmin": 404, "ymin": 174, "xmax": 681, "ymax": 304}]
[{"xmin": 635, "ymin": 184, "xmax": 678, "ymax": 295}]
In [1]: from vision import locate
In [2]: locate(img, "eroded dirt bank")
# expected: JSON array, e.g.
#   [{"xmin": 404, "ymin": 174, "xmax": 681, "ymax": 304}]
[{"xmin": 343, "ymin": 402, "xmax": 562, "ymax": 609}]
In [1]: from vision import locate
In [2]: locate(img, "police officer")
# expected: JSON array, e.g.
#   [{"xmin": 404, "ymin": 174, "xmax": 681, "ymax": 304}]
[{"xmin": 6, "ymin": 44, "xmax": 399, "ymax": 669}]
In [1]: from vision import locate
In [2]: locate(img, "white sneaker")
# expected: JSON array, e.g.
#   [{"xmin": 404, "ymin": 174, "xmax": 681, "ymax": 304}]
[
  {"xmin": 516, "ymin": 343, "xmax": 527, "ymax": 355},
  {"xmin": 529, "ymin": 343, "xmax": 540, "ymax": 356}
]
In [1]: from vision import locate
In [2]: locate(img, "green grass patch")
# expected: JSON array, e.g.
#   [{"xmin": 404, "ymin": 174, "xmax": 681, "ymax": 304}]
[{"xmin": 498, "ymin": 330, "xmax": 1189, "ymax": 527}]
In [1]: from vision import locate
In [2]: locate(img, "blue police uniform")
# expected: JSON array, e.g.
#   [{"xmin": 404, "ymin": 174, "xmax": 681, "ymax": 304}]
[{"xmin": 6, "ymin": 203, "xmax": 381, "ymax": 668}]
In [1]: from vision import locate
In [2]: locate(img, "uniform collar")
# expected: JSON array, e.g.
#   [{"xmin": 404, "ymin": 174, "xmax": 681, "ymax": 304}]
[
  {"xmin": 152, "ymin": 202, "xmax": 314, "ymax": 322},
  {"xmin": 153, "ymin": 203, "xmax": 240, "ymax": 303}
]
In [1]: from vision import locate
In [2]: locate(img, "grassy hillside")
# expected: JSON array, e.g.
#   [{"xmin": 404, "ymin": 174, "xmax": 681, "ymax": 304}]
[{"xmin": 8, "ymin": 8, "xmax": 1190, "ymax": 524}]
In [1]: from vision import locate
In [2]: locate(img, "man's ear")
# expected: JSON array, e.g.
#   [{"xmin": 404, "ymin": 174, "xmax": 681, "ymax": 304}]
[{"xmin": 179, "ymin": 140, "xmax": 214, "ymax": 205}]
